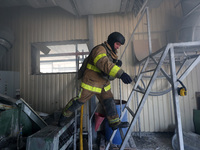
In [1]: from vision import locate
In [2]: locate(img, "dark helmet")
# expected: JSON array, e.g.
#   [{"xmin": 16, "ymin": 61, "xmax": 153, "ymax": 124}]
[{"xmin": 107, "ymin": 32, "xmax": 125, "ymax": 45}]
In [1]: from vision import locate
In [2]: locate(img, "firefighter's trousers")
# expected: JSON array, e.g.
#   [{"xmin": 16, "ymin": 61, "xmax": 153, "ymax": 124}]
[{"xmin": 62, "ymin": 88, "xmax": 121, "ymax": 127}]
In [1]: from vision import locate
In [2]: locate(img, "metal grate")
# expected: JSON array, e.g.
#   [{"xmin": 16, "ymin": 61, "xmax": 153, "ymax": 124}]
[
  {"xmin": 59, "ymin": 123, "xmax": 74, "ymax": 149},
  {"xmin": 27, "ymin": 118, "xmax": 76, "ymax": 150},
  {"xmin": 133, "ymin": 0, "xmax": 146, "ymax": 17}
]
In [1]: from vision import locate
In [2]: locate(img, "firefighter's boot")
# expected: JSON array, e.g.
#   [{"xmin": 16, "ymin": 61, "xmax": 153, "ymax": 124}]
[
  {"xmin": 58, "ymin": 98, "xmax": 84, "ymax": 127},
  {"xmin": 102, "ymin": 98, "xmax": 129, "ymax": 130},
  {"xmin": 58, "ymin": 113, "xmax": 74, "ymax": 127},
  {"xmin": 111, "ymin": 121, "xmax": 129, "ymax": 130}
]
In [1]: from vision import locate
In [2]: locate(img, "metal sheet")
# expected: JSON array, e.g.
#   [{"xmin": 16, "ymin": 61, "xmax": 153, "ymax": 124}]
[
  {"xmin": 27, "ymin": 119, "xmax": 75, "ymax": 150},
  {"xmin": 16, "ymin": 98, "xmax": 48, "ymax": 128}
]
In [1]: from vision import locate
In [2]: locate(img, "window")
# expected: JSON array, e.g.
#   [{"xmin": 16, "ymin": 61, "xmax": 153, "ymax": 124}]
[{"xmin": 31, "ymin": 40, "xmax": 89, "ymax": 74}]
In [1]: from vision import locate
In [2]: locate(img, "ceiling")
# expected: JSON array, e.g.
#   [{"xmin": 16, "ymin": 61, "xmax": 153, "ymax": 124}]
[{"xmin": 0, "ymin": 0, "xmax": 163, "ymax": 16}]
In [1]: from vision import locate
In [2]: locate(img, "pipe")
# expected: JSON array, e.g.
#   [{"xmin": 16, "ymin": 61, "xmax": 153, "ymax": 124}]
[{"xmin": 80, "ymin": 105, "xmax": 84, "ymax": 150}]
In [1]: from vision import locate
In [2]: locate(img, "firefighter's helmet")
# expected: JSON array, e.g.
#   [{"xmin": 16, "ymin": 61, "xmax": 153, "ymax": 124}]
[{"xmin": 107, "ymin": 32, "xmax": 125, "ymax": 45}]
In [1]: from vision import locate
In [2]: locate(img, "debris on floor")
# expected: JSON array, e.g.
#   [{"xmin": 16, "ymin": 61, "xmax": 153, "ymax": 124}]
[
  {"xmin": 172, "ymin": 131, "xmax": 200, "ymax": 150},
  {"xmin": 132, "ymin": 132, "xmax": 174, "ymax": 150},
  {"xmin": 97, "ymin": 130, "xmax": 137, "ymax": 150},
  {"xmin": 96, "ymin": 131, "xmax": 175, "ymax": 150}
]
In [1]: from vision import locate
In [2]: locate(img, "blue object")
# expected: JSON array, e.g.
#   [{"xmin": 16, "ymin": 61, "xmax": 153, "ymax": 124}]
[{"xmin": 105, "ymin": 100, "xmax": 128, "ymax": 145}]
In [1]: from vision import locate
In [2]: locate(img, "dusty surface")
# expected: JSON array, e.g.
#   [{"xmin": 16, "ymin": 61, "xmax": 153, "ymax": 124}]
[
  {"xmin": 132, "ymin": 132, "xmax": 174, "ymax": 150},
  {"xmin": 97, "ymin": 131, "xmax": 174, "ymax": 150}
]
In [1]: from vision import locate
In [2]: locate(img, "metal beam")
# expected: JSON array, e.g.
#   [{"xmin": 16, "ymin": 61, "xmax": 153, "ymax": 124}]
[
  {"xmin": 179, "ymin": 55, "xmax": 200, "ymax": 81},
  {"xmin": 119, "ymin": 43, "xmax": 170, "ymax": 150},
  {"xmin": 40, "ymin": 52, "xmax": 89, "ymax": 57},
  {"xmin": 184, "ymin": 2, "xmax": 200, "ymax": 18},
  {"xmin": 70, "ymin": 0, "xmax": 80, "ymax": 16},
  {"xmin": 169, "ymin": 46, "xmax": 184, "ymax": 150}
]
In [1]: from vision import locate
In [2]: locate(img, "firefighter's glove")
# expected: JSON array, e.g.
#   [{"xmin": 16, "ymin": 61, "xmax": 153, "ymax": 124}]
[
  {"xmin": 120, "ymin": 72, "xmax": 132, "ymax": 84},
  {"xmin": 116, "ymin": 60, "xmax": 122, "ymax": 67}
]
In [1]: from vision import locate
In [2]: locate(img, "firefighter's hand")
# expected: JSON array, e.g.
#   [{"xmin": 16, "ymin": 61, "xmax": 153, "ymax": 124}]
[
  {"xmin": 120, "ymin": 72, "xmax": 132, "ymax": 84},
  {"xmin": 116, "ymin": 60, "xmax": 122, "ymax": 67}
]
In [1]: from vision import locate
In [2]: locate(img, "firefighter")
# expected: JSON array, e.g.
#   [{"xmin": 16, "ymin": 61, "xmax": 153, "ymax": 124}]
[{"xmin": 58, "ymin": 32, "xmax": 132, "ymax": 130}]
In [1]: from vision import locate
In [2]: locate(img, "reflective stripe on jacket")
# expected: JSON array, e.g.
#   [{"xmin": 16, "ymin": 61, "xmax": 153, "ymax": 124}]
[
  {"xmin": 81, "ymin": 42, "xmax": 124, "ymax": 93},
  {"xmin": 81, "ymin": 82, "xmax": 111, "ymax": 93}
]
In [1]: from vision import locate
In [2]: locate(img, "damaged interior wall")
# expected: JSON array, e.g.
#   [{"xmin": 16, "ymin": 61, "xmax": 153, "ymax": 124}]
[{"xmin": 0, "ymin": 0, "xmax": 199, "ymax": 132}]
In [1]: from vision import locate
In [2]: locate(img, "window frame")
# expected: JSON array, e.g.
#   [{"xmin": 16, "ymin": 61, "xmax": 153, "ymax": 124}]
[{"xmin": 31, "ymin": 40, "xmax": 89, "ymax": 75}]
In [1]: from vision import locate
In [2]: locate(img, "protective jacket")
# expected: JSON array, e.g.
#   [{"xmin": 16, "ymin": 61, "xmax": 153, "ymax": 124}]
[
  {"xmin": 62, "ymin": 41, "xmax": 126, "ymax": 128},
  {"xmin": 81, "ymin": 42, "xmax": 124, "ymax": 93}
]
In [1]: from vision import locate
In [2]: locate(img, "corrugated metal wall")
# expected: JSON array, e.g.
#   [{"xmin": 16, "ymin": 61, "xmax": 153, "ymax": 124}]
[
  {"xmin": 0, "ymin": 7, "xmax": 88, "ymax": 114},
  {"xmin": 0, "ymin": 0, "xmax": 199, "ymax": 132}
]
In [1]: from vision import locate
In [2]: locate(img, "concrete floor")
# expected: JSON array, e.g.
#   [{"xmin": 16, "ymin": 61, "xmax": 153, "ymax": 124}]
[
  {"xmin": 132, "ymin": 132, "xmax": 174, "ymax": 150},
  {"xmin": 97, "ymin": 131, "xmax": 174, "ymax": 150}
]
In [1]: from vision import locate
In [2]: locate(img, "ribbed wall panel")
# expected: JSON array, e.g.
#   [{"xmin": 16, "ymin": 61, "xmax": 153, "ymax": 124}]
[
  {"xmin": 0, "ymin": 0, "xmax": 199, "ymax": 132},
  {"xmin": 0, "ymin": 7, "xmax": 87, "ymax": 114}
]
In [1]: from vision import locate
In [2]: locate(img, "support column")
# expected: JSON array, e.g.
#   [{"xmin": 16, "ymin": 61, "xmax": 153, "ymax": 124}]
[
  {"xmin": 169, "ymin": 47, "xmax": 184, "ymax": 150},
  {"xmin": 87, "ymin": 15, "xmax": 97, "ymax": 150}
]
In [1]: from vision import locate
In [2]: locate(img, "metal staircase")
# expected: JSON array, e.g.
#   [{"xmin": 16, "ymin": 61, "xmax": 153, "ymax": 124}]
[
  {"xmin": 102, "ymin": 5, "xmax": 200, "ymax": 149},
  {"xmin": 105, "ymin": 41, "xmax": 200, "ymax": 150}
]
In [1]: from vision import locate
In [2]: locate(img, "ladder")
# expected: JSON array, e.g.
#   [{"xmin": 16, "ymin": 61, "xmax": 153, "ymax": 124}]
[{"xmin": 105, "ymin": 41, "xmax": 200, "ymax": 150}]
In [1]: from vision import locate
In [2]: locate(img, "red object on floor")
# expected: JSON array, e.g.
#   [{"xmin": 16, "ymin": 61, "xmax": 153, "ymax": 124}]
[{"xmin": 95, "ymin": 112, "xmax": 105, "ymax": 131}]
